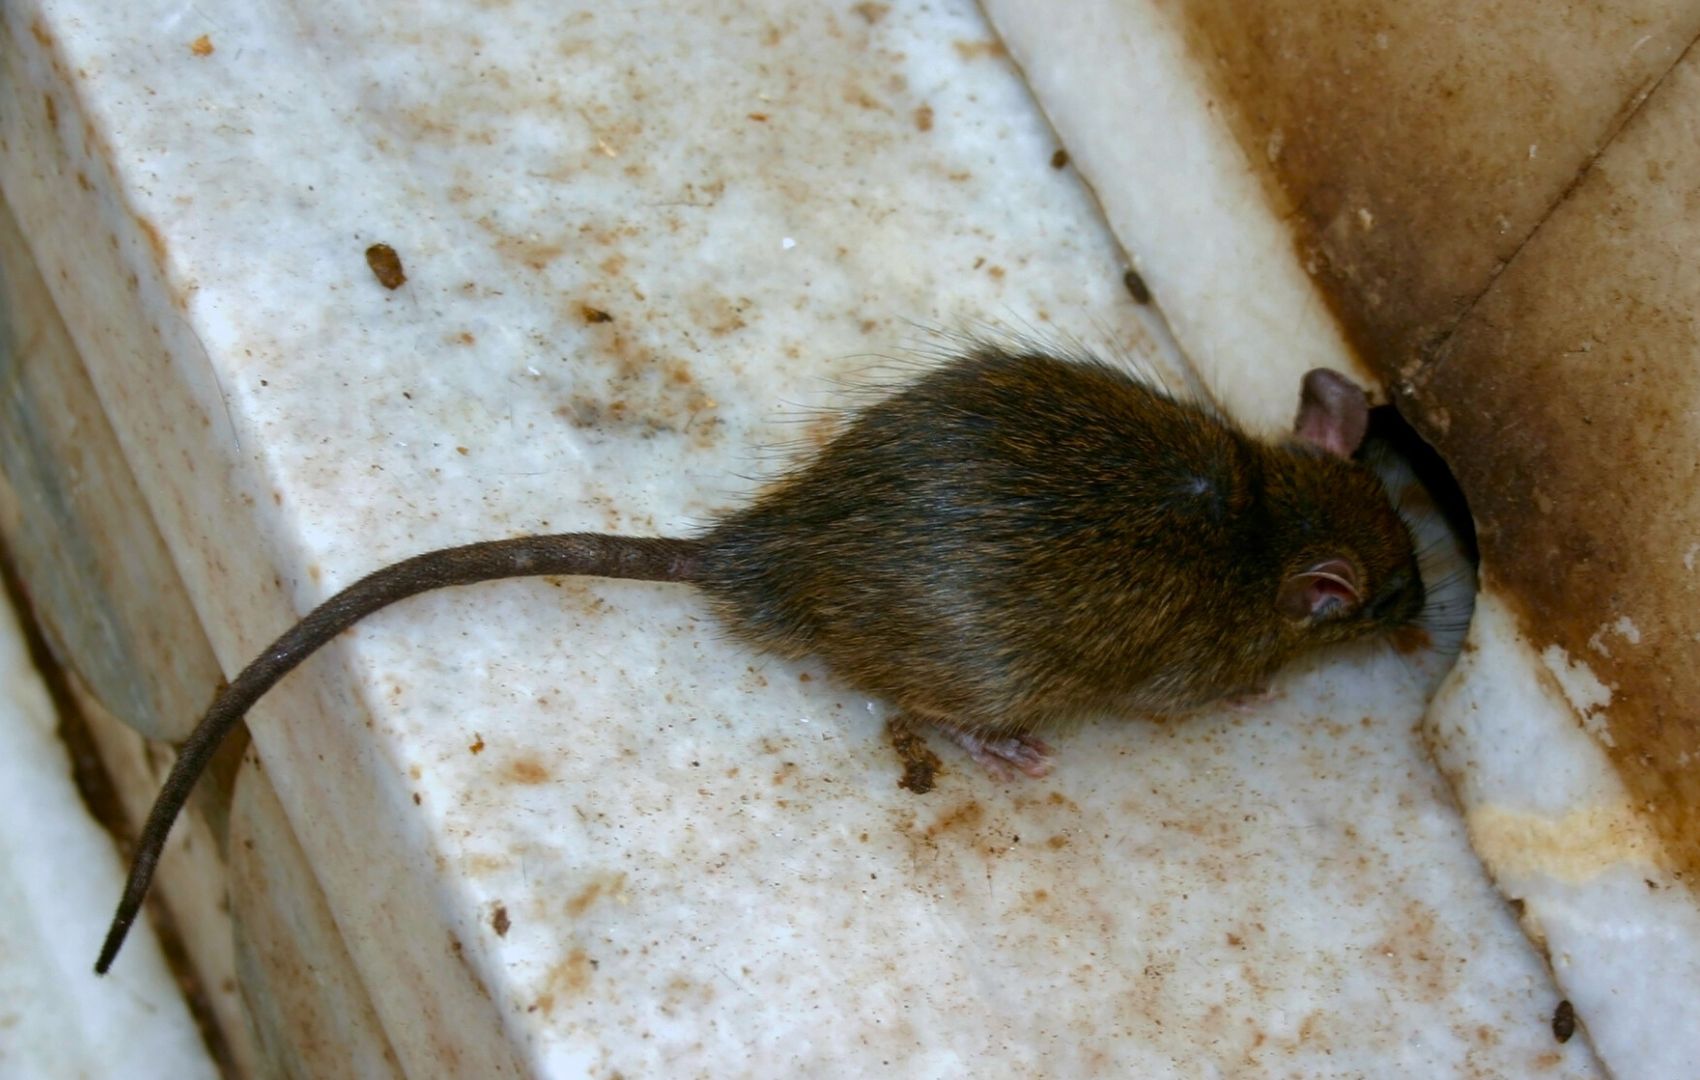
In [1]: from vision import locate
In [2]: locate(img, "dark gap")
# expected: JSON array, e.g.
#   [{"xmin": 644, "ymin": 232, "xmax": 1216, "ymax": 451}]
[{"xmin": 1364, "ymin": 402, "xmax": 1478, "ymax": 568}]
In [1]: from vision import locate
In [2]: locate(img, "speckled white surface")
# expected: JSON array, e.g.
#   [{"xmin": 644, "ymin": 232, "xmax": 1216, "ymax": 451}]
[
  {"xmin": 1429, "ymin": 593, "xmax": 1700, "ymax": 1077},
  {"xmin": 1, "ymin": 0, "xmax": 1601, "ymax": 1075},
  {"xmin": 0, "ymin": 588, "xmax": 218, "ymax": 1080}
]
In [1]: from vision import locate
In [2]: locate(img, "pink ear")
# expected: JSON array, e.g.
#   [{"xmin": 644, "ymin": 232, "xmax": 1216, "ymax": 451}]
[
  {"xmin": 1278, "ymin": 558, "xmax": 1363, "ymax": 620},
  {"xmin": 1295, "ymin": 369, "xmax": 1370, "ymax": 458}
]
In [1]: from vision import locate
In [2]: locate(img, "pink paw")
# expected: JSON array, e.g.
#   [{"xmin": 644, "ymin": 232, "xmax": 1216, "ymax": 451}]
[
  {"xmin": 948, "ymin": 729, "xmax": 1054, "ymax": 781},
  {"xmin": 1224, "ymin": 685, "xmax": 1277, "ymax": 712}
]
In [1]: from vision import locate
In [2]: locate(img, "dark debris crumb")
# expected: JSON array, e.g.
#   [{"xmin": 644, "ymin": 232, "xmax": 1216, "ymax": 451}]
[{"xmin": 365, "ymin": 243, "xmax": 407, "ymax": 289}]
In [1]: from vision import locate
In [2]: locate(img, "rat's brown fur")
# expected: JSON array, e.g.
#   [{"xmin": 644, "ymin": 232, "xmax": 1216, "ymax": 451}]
[
  {"xmin": 96, "ymin": 345, "xmax": 1421, "ymax": 973},
  {"xmin": 698, "ymin": 346, "xmax": 1423, "ymax": 739}
]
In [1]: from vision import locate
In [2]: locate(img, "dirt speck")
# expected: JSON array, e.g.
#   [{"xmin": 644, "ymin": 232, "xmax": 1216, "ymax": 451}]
[
  {"xmin": 1123, "ymin": 267, "xmax": 1151, "ymax": 304},
  {"xmin": 189, "ymin": 34, "xmax": 214, "ymax": 57},
  {"xmin": 491, "ymin": 904, "xmax": 510, "ymax": 937},
  {"xmin": 889, "ymin": 720, "xmax": 941, "ymax": 794},
  {"xmin": 913, "ymin": 104, "xmax": 934, "ymax": 132},
  {"xmin": 468, "ymin": 734, "xmax": 485, "ymax": 755},
  {"xmin": 365, "ymin": 243, "xmax": 407, "ymax": 289}
]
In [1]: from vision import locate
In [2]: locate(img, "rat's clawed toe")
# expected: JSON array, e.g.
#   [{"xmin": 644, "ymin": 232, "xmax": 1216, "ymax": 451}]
[{"xmin": 947, "ymin": 728, "xmax": 1054, "ymax": 780}]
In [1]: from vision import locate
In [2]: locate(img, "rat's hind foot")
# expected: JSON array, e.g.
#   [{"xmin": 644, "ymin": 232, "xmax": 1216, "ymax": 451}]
[
  {"xmin": 1224, "ymin": 684, "xmax": 1276, "ymax": 712},
  {"xmin": 946, "ymin": 728, "xmax": 1053, "ymax": 781},
  {"xmin": 887, "ymin": 713, "xmax": 1053, "ymax": 789}
]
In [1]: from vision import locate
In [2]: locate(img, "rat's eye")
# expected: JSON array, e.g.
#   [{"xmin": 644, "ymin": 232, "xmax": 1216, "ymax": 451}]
[{"xmin": 1367, "ymin": 574, "xmax": 1411, "ymax": 619}]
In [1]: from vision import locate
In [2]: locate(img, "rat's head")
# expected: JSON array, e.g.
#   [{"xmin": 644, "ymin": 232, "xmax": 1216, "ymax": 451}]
[{"xmin": 1264, "ymin": 369, "xmax": 1426, "ymax": 646}]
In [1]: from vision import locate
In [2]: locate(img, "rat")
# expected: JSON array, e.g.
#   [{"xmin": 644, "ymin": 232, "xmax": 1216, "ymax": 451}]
[{"xmin": 95, "ymin": 344, "xmax": 1423, "ymax": 973}]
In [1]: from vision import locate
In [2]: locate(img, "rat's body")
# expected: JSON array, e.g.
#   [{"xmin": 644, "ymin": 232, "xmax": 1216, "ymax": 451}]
[{"xmin": 96, "ymin": 346, "xmax": 1423, "ymax": 973}]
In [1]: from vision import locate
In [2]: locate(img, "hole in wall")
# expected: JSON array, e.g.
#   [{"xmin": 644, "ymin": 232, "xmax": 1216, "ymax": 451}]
[{"xmin": 1362, "ymin": 402, "xmax": 1479, "ymax": 659}]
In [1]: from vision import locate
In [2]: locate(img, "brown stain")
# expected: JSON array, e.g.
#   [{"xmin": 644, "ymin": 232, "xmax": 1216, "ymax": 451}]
[
  {"xmin": 1171, "ymin": 0, "xmax": 1700, "ymax": 376},
  {"xmin": 852, "ymin": 1, "xmax": 890, "ymax": 23},
  {"xmin": 507, "ymin": 758, "xmax": 550, "ymax": 784},
  {"xmin": 565, "ymin": 871, "xmax": 628, "ymax": 918},
  {"xmin": 189, "ymin": 34, "xmax": 214, "ymax": 57},
  {"xmin": 530, "ymin": 947, "xmax": 594, "ymax": 1015},
  {"xmin": 1367, "ymin": 899, "xmax": 1454, "ymax": 1004},
  {"xmin": 554, "ymin": 328, "xmax": 720, "ymax": 448},
  {"xmin": 913, "ymin": 104, "xmax": 934, "ymax": 132},
  {"xmin": 1403, "ymin": 50, "xmax": 1700, "ymax": 878},
  {"xmin": 580, "ymin": 303, "xmax": 614, "ymax": 324},
  {"xmin": 477, "ymin": 216, "xmax": 567, "ymax": 271},
  {"xmin": 925, "ymin": 799, "xmax": 984, "ymax": 838},
  {"xmin": 952, "ymin": 39, "xmax": 1007, "ymax": 62},
  {"xmin": 491, "ymin": 903, "xmax": 511, "ymax": 937},
  {"xmin": 42, "ymin": 93, "xmax": 57, "ymax": 130},
  {"xmin": 468, "ymin": 733, "xmax": 485, "ymax": 755},
  {"xmin": 135, "ymin": 216, "xmax": 168, "ymax": 266}
]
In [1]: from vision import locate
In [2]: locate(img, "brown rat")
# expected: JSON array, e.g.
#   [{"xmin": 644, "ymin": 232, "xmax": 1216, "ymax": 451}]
[{"xmin": 95, "ymin": 344, "xmax": 1422, "ymax": 973}]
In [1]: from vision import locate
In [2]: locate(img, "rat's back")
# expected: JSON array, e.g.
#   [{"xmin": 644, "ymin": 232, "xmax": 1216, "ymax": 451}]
[{"xmin": 696, "ymin": 347, "xmax": 1275, "ymax": 729}]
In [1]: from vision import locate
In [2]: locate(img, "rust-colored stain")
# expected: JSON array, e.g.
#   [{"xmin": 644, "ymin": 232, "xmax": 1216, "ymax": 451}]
[
  {"xmin": 580, "ymin": 302, "xmax": 614, "ymax": 324},
  {"xmin": 530, "ymin": 947, "xmax": 594, "ymax": 1016},
  {"xmin": 468, "ymin": 733, "xmax": 485, "ymax": 755},
  {"xmin": 135, "ymin": 215, "xmax": 168, "ymax": 266},
  {"xmin": 565, "ymin": 872, "xmax": 627, "ymax": 918},
  {"xmin": 1402, "ymin": 50, "xmax": 1700, "ymax": 878},
  {"xmin": 925, "ymin": 800, "xmax": 984, "ymax": 838},
  {"xmin": 1172, "ymin": 0, "xmax": 1700, "ymax": 373},
  {"xmin": 507, "ymin": 758, "xmax": 550, "ymax": 784},
  {"xmin": 189, "ymin": 34, "xmax": 214, "ymax": 57},
  {"xmin": 913, "ymin": 104, "xmax": 934, "ymax": 132},
  {"xmin": 952, "ymin": 39, "xmax": 1007, "ymax": 62}
]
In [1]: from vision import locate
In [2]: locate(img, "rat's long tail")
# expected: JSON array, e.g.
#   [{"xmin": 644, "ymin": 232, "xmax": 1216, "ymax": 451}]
[{"xmin": 96, "ymin": 533, "xmax": 702, "ymax": 974}]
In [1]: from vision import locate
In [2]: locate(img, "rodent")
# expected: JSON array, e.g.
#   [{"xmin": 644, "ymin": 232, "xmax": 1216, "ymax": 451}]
[{"xmin": 95, "ymin": 344, "xmax": 1424, "ymax": 973}]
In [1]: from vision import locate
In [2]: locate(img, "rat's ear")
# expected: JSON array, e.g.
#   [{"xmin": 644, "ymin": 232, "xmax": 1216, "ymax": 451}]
[
  {"xmin": 1294, "ymin": 369, "xmax": 1370, "ymax": 458},
  {"xmin": 1278, "ymin": 558, "xmax": 1363, "ymax": 620}
]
